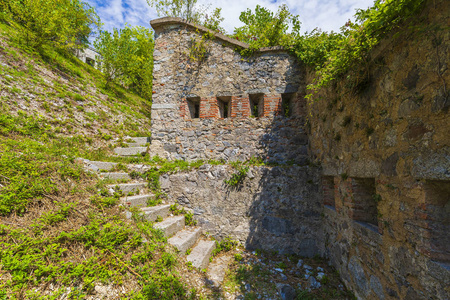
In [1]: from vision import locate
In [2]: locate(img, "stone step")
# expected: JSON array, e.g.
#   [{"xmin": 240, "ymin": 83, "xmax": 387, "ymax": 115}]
[
  {"xmin": 107, "ymin": 183, "xmax": 146, "ymax": 194},
  {"xmin": 99, "ymin": 172, "xmax": 130, "ymax": 181},
  {"xmin": 153, "ymin": 215, "xmax": 185, "ymax": 237},
  {"xmin": 87, "ymin": 161, "xmax": 117, "ymax": 171},
  {"xmin": 114, "ymin": 147, "xmax": 147, "ymax": 156},
  {"xmin": 141, "ymin": 204, "xmax": 171, "ymax": 222},
  {"xmin": 187, "ymin": 240, "xmax": 216, "ymax": 270},
  {"xmin": 168, "ymin": 227, "xmax": 202, "ymax": 254},
  {"xmin": 125, "ymin": 137, "xmax": 150, "ymax": 146},
  {"xmin": 126, "ymin": 142, "xmax": 148, "ymax": 148},
  {"xmin": 122, "ymin": 194, "xmax": 153, "ymax": 208}
]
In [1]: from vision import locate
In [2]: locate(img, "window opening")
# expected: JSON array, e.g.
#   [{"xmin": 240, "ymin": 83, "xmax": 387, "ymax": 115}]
[
  {"xmin": 323, "ymin": 176, "xmax": 335, "ymax": 208},
  {"xmin": 249, "ymin": 94, "xmax": 264, "ymax": 118},
  {"xmin": 351, "ymin": 178, "xmax": 378, "ymax": 228},
  {"xmin": 423, "ymin": 180, "xmax": 450, "ymax": 262},
  {"xmin": 218, "ymin": 96, "xmax": 231, "ymax": 118},
  {"xmin": 281, "ymin": 93, "xmax": 295, "ymax": 117},
  {"xmin": 187, "ymin": 97, "xmax": 200, "ymax": 119}
]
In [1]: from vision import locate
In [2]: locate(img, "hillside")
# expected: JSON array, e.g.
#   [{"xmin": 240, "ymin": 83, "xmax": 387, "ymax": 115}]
[{"xmin": 0, "ymin": 20, "xmax": 207, "ymax": 299}]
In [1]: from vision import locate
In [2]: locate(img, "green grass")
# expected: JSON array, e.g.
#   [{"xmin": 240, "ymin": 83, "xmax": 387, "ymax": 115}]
[{"xmin": 0, "ymin": 21, "xmax": 202, "ymax": 299}]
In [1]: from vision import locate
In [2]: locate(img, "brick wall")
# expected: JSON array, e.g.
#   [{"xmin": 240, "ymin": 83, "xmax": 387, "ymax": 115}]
[
  {"xmin": 179, "ymin": 94, "xmax": 306, "ymax": 119},
  {"xmin": 322, "ymin": 176, "xmax": 335, "ymax": 207},
  {"xmin": 336, "ymin": 177, "xmax": 378, "ymax": 229}
]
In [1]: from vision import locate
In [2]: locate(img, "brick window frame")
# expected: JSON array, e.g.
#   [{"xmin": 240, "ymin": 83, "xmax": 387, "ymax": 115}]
[
  {"xmin": 349, "ymin": 178, "xmax": 378, "ymax": 229},
  {"xmin": 186, "ymin": 97, "xmax": 200, "ymax": 119},
  {"xmin": 418, "ymin": 180, "xmax": 450, "ymax": 262},
  {"xmin": 281, "ymin": 93, "xmax": 296, "ymax": 117},
  {"xmin": 217, "ymin": 96, "xmax": 231, "ymax": 119},
  {"xmin": 322, "ymin": 176, "xmax": 336, "ymax": 209},
  {"xmin": 249, "ymin": 94, "xmax": 264, "ymax": 118}
]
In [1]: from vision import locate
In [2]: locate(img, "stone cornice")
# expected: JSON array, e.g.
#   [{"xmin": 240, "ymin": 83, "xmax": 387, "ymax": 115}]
[{"xmin": 150, "ymin": 17, "xmax": 289, "ymax": 54}]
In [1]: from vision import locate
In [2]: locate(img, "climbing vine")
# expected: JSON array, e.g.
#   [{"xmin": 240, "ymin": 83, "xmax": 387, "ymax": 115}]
[{"xmin": 187, "ymin": 30, "xmax": 214, "ymax": 65}]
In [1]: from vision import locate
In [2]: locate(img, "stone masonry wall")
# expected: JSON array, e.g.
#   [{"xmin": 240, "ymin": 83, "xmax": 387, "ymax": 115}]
[
  {"xmin": 160, "ymin": 164, "xmax": 323, "ymax": 257},
  {"xmin": 150, "ymin": 18, "xmax": 307, "ymax": 163},
  {"xmin": 308, "ymin": 1, "xmax": 449, "ymax": 299}
]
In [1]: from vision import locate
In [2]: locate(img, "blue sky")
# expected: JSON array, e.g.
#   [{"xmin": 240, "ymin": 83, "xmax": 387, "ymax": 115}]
[{"xmin": 86, "ymin": 0, "xmax": 374, "ymax": 35}]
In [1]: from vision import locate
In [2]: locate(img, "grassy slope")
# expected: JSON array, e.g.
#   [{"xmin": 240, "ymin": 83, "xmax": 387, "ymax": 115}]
[{"xmin": 0, "ymin": 21, "xmax": 207, "ymax": 299}]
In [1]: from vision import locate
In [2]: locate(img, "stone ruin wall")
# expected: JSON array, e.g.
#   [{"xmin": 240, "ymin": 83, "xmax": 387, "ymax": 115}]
[
  {"xmin": 160, "ymin": 164, "xmax": 323, "ymax": 257},
  {"xmin": 308, "ymin": 1, "xmax": 449, "ymax": 299},
  {"xmin": 150, "ymin": 17, "xmax": 323, "ymax": 260},
  {"xmin": 149, "ymin": 1, "xmax": 449, "ymax": 298},
  {"xmin": 150, "ymin": 17, "xmax": 308, "ymax": 164}
]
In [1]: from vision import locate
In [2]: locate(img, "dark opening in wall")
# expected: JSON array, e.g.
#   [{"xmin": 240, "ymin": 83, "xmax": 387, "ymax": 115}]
[
  {"xmin": 86, "ymin": 57, "xmax": 95, "ymax": 67},
  {"xmin": 187, "ymin": 97, "xmax": 200, "ymax": 119},
  {"xmin": 322, "ymin": 176, "xmax": 335, "ymax": 208},
  {"xmin": 423, "ymin": 180, "xmax": 450, "ymax": 262},
  {"xmin": 351, "ymin": 178, "xmax": 378, "ymax": 228},
  {"xmin": 249, "ymin": 94, "xmax": 264, "ymax": 118},
  {"xmin": 281, "ymin": 93, "xmax": 295, "ymax": 117},
  {"xmin": 218, "ymin": 96, "xmax": 231, "ymax": 118}
]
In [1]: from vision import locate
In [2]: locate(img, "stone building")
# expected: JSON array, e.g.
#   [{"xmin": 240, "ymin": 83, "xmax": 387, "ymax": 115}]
[
  {"xmin": 75, "ymin": 46, "xmax": 101, "ymax": 69},
  {"xmin": 149, "ymin": 0, "xmax": 449, "ymax": 298}
]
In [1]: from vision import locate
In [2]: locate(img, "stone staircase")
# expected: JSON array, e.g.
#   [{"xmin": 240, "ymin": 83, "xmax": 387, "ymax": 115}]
[{"xmin": 79, "ymin": 137, "xmax": 217, "ymax": 270}]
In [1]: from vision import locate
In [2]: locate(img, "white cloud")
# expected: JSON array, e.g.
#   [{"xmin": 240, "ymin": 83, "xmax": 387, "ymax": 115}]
[{"xmin": 87, "ymin": 0, "xmax": 374, "ymax": 35}]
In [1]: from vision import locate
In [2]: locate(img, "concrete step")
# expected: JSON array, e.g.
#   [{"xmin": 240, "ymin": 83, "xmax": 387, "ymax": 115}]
[
  {"xmin": 141, "ymin": 204, "xmax": 171, "ymax": 222},
  {"xmin": 153, "ymin": 215, "xmax": 185, "ymax": 237},
  {"xmin": 107, "ymin": 183, "xmax": 146, "ymax": 194},
  {"xmin": 126, "ymin": 142, "xmax": 148, "ymax": 147},
  {"xmin": 187, "ymin": 240, "xmax": 216, "ymax": 270},
  {"xmin": 122, "ymin": 194, "xmax": 153, "ymax": 208},
  {"xmin": 125, "ymin": 137, "xmax": 150, "ymax": 146},
  {"xmin": 168, "ymin": 227, "xmax": 202, "ymax": 254},
  {"xmin": 114, "ymin": 147, "xmax": 147, "ymax": 156},
  {"xmin": 86, "ymin": 161, "xmax": 117, "ymax": 172},
  {"xmin": 99, "ymin": 172, "xmax": 130, "ymax": 181}
]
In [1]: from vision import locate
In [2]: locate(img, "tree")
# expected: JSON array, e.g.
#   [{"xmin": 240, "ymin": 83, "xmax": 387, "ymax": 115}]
[
  {"xmin": 6, "ymin": 0, "xmax": 100, "ymax": 50},
  {"xmin": 148, "ymin": 0, "xmax": 201, "ymax": 23},
  {"xmin": 147, "ymin": 0, "xmax": 224, "ymax": 32},
  {"xmin": 233, "ymin": 4, "xmax": 301, "ymax": 49},
  {"xmin": 94, "ymin": 25, "xmax": 154, "ymax": 100}
]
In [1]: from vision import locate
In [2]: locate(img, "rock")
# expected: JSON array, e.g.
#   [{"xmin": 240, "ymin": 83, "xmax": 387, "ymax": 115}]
[
  {"xmin": 275, "ymin": 268, "xmax": 284, "ymax": 273},
  {"xmin": 370, "ymin": 275, "xmax": 385, "ymax": 300},
  {"xmin": 296, "ymin": 259, "xmax": 303, "ymax": 268},
  {"xmin": 317, "ymin": 272, "xmax": 325, "ymax": 280},
  {"xmin": 276, "ymin": 283, "xmax": 296, "ymax": 300},
  {"xmin": 307, "ymin": 276, "xmax": 321, "ymax": 290},
  {"xmin": 280, "ymin": 274, "xmax": 287, "ymax": 281},
  {"xmin": 348, "ymin": 256, "xmax": 369, "ymax": 297}
]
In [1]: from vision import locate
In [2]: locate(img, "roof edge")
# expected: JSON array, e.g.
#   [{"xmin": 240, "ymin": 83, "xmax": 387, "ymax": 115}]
[{"xmin": 150, "ymin": 17, "xmax": 291, "ymax": 54}]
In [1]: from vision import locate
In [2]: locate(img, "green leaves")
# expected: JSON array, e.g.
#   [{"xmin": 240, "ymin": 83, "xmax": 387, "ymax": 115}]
[
  {"xmin": 301, "ymin": 0, "xmax": 427, "ymax": 100},
  {"xmin": 6, "ymin": 0, "xmax": 100, "ymax": 50},
  {"xmin": 233, "ymin": 4, "xmax": 301, "ymax": 49},
  {"xmin": 147, "ymin": 0, "xmax": 224, "ymax": 32},
  {"xmin": 94, "ymin": 25, "xmax": 154, "ymax": 100}
]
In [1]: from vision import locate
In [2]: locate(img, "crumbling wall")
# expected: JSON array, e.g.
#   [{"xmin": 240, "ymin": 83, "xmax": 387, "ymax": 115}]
[
  {"xmin": 150, "ymin": 18, "xmax": 307, "ymax": 163},
  {"xmin": 308, "ymin": 1, "xmax": 449, "ymax": 298},
  {"xmin": 161, "ymin": 164, "xmax": 323, "ymax": 257}
]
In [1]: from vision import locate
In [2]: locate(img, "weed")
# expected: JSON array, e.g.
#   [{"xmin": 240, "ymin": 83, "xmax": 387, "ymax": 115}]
[
  {"xmin": 212, "ymin": 237, "xmax": 239, "ymax": 257},
  {"xmin": 224, "ymin": 166, "xmax": 249, "ymax": 187}
]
